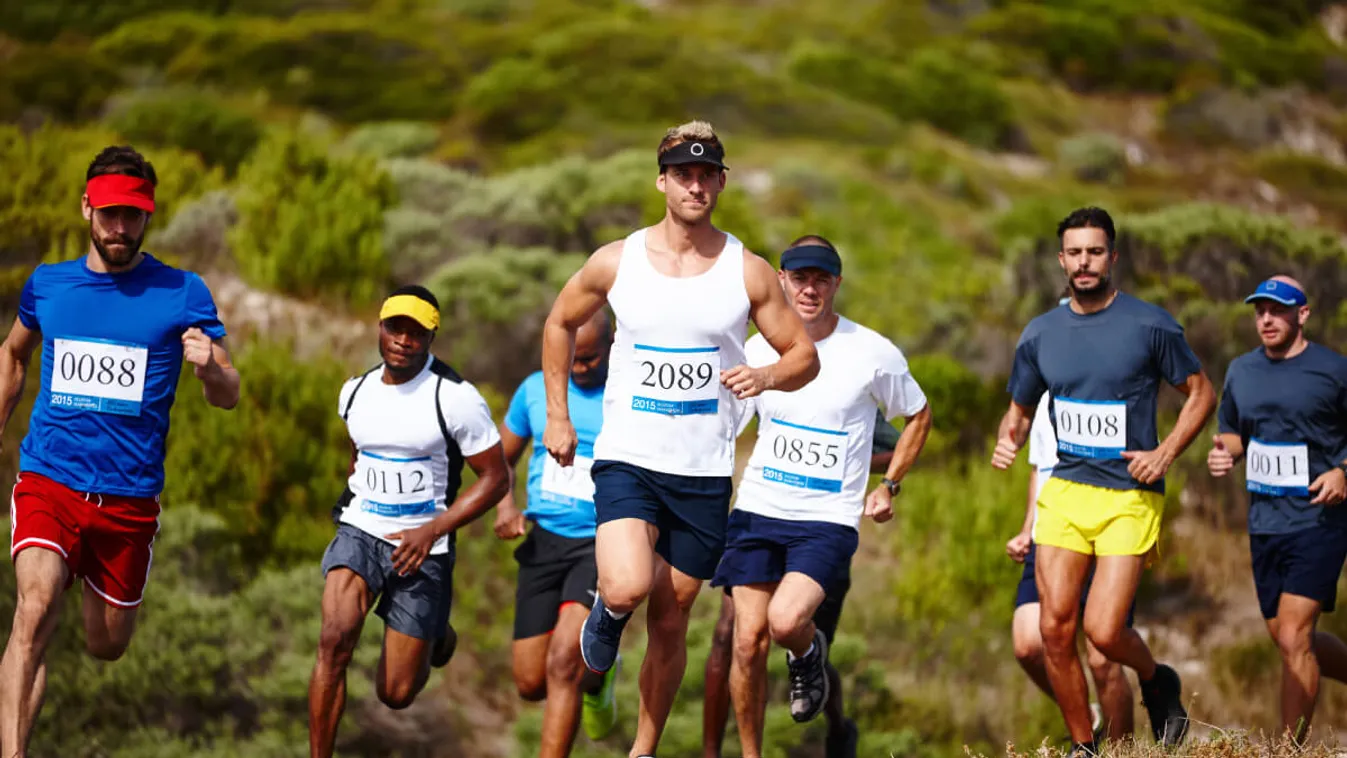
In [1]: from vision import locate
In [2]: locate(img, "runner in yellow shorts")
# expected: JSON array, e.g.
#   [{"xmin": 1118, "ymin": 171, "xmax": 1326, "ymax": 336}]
[{"xmin": 990, "ymin": 207, "xmax": 1216, "ymax": 757}]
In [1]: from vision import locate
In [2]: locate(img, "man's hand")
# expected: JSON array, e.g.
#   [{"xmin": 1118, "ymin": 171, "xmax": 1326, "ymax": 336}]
[
  {"xmin": 1207, "ymin": 435, "xmax": 1235, "ymax": 477},
  {"xmin": 182, "ymin": 327, "xmax": 217, "ymax": 379},
  {"xmin": 991, "ymin": 435, "xmax": 1020, "ymax": 470},
  {"xmin": 1309, "ymin": 468, "xmax": 1347, "ymax": 506},
  {"xmin": 1006, "ymin": 531, "xmax": 1032, "ymax": 563},
  {"xmin": 543, "ymin": 417, "xmax": 577, "ymax": 467},
  {"xmin": 494, "ymin": 500, "xmax": 527, "ymax": 540},
  {"xmin": 863, "ymin": 487, "xmax": 894, "ymax": 523},
  {"xmin": 385, "ymin": 523, "xmax": 440, "ymax": 576},
  {"xmin": 1120, "ymin": 447, "xmax": 1174, "ymax": 485},
  {"xmin": 721, "ymin": 365, "xmax": 773, "ymax": 400}
]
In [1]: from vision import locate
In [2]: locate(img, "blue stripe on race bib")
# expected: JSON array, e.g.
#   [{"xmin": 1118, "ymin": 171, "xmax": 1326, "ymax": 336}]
[
  {"xmin": 762, "ymin": 466, "xmax": 843, "ymax": 493},
  {"xmin": 773, "ymin": 419, "xmax": 848, "ymax": 437},
  {"xmin": 50, "ymin": 393, "xmax": 141, "ymax": 416},
  {"xmin": 632, "ymin": 345, "xmax": 720, "ymax": 354},
  {"xmin": 361, "ymin": 451, "xmax": 432, "ymax": 463},
  {"xmin": 1056, "ymin": 442, "xmax": 1125, "ymax": 460},
  {"xmin": 362, "ymin": 499, "xmax": 436, "ymax": 517},
  {"xmin": 631, "ymin": 396, "xmax": 718, "ymax": 415},
  {"xmin": 1247, "ymin": 482, "xmax": 1311, "ymax": 497}
]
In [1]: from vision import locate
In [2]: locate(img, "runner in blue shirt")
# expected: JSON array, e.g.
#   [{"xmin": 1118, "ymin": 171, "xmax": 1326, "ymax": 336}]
[
  {"xmin": 1207, "ymin": 275, "xmax": 1347, "ymax": 744},
  {"xmin": 493, "ymin": 310, "xmax": 618, "ymax": 757},
  {"xmin": 0, "ymin": 146, "xmax": 240, "ymax": 754}
]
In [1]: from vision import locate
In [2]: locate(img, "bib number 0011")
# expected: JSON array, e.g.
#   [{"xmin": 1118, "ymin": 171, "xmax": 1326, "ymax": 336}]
[{"xmin": 1245, "ymin": 439, "xmax": 1310, "ymax": 497}]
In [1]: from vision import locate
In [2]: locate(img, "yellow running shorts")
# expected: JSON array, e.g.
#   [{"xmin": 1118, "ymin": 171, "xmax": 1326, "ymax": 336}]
[{"xmin": 1033, "ymin": 477, "xmax": 1163, "ymax": 556}]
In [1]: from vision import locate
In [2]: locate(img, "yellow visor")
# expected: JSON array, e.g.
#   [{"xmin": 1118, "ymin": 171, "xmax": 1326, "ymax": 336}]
[{"xmin": 379, "ymin": 294, "xmax": 440, "ymax": 331}]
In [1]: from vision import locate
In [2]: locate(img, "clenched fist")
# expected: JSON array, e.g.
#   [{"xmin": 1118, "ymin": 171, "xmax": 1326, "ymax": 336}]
[{"xmin": 182, "ymin": 327, "xmax": 217, "ymax": 378}]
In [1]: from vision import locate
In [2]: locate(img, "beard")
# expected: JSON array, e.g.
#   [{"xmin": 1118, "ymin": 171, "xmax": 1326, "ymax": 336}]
[
  {"xmin": 1069, "ymin": 272, "xmax": 1110, "ymax": 298},
  {"xmin": 91, "ymin": 227, "xmax": 145, "ymax": 269}
]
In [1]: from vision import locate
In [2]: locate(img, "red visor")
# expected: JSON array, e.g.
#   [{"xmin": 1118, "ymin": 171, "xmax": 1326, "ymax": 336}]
[{"xmin": 86, "ymin": 174, "xmax": 155, "ymax": 213}]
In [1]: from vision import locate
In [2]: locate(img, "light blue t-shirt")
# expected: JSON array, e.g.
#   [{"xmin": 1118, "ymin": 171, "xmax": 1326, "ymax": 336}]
[
  {"xmin": 504, "ymin": 371, "xmax": 605, "ymax": 539},
  {"xmin": 18, "ymin": 255, "xmax": 227, "ymax": 497},
  {"xmin": 1007, "ymin": 293, "xmax": 1202, "ymax": 494}
]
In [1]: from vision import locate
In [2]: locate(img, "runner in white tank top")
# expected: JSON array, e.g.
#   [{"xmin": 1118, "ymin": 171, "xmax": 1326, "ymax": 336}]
[
  {"xmin": 711, "ymin": 236, "xmax": 933, "ymax": 757},
  {"xmin": 538, "ymin": 120, "xmax": 819, "ymax": 758}
]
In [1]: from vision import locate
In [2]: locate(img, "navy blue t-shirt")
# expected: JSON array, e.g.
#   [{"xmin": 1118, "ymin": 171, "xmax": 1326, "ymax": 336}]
[
  {"xmin": 1218, "ymin": 343, "xmax": 1347, "ymax": 535},
  {"xmin": 1007, "ymin": 293, "xmax": 1203, "ymax": 494},
  {"xmin": 17, "ymin": 255, "xmax": 227, "ymax": 497}
]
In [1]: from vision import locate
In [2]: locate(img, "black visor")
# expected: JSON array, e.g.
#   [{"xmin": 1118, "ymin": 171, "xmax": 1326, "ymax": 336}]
[{"xmin": 658, "ymin": 140, "xmax": 728, "ymax": 170}]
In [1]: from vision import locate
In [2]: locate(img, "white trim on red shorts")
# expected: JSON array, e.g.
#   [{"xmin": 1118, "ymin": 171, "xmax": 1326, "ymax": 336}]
[
  {"xmin": 82, "ymin": 577, "xmax": 143, "ymax": 608},
  {"xmin": 10, "ymin": 537, "xmax": 69, "ymax": 560}
]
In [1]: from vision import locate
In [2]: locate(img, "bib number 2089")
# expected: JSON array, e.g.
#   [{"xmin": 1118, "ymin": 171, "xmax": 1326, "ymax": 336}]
[{"xmin": 630, "ymin": 344, "xmax": 720, "ymax": 416}]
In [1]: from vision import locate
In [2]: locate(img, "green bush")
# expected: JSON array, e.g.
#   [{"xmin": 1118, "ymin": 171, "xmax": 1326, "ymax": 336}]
[
  {"xmin": 105, "ymin": 88, "xmax": 262, "ymax": 174},
  {"xmin": 163, "ymin": 340, "xmax": 354, "ymax": 567},
  {"xmin": 230, "ymin": 129, "xmax": 396, "ymax": 305},
  {"xmin": 0, "ymin": 41, "xmax": 121, "ymax": 122},
  {"xmin": 341, "ymin": 121, "xmax": 440, "ymax": 159},
  {"xmin": 1057, "ymin": 132, "xmax": 1127, "ymax": 184},
  {"xmin": 888, "ymin": 46, "xmax": 1017, "ymax": 150}
]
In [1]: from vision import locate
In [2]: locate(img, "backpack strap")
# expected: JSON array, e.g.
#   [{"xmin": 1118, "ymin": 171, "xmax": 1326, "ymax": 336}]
[{"xmin": 341, "ymin": 364, "xmax": 380, "ymax": 421}]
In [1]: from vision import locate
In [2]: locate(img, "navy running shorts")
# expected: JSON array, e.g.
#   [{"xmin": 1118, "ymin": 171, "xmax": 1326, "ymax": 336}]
[{"xmin": 1250, "ymin": 522, "xmax": 1347, "ymax": 620}]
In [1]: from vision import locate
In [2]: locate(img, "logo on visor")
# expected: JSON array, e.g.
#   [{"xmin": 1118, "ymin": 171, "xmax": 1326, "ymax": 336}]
[{"xmin": 690, "ymin": 143, "xmax": 705, "ymax": 157}]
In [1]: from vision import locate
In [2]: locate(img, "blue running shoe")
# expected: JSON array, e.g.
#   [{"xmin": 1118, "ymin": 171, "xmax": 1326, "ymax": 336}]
[{"xmin": 580, "ymin": 595, "xmax": 629, "ymax": 673}]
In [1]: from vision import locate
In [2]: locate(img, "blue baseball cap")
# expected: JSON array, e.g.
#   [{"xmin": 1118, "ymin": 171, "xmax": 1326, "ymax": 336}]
[
  {"xmin": 1244, "ymin": 278, "xmax": 1308, "ymax": 306},
  {"xmin": 780, "ymin": 244, "xmax": 841, "ymax": 276}
]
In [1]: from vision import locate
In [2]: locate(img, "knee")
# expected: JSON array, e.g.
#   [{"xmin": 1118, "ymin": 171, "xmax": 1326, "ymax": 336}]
[
  {"xmin": 1276, "ymin": 623, "xmax": 1314, "ymax": 658},
  {"xmin": 317, "ymin": 621, "xmax": 359, "ymax": 665},
  {"xmin": 85, "ymin": 637, "xmax": 129, "ymax": 662},
  {"xmin": 647, "ymin": 605, "xmax": 692, "ymax": 641},
  {"xmin": 1039, "ymin": 612, "xmax": 1077, "ymax": 651},
  {"xmin": 545, "ymin": 644, "xmax": 585, "ymax": 686},
  {"xmin": 1013, "ymin": 629, "xmax": 1045, "ymax": 667},
  {"xmin": 377, "ymin": 679, "xmax": 419, "ymax": 711},
  {"xmin": 1083, "ymin": 620, "xmax": 1125, "ymax": 655},
  {"xmin": 10, "ymin": 595, "xmax": 56, "ymax": 640},
  {"xmin": 766, "ymin": 605, "xmax": 808, "ymax": 645},
  {"xmin": 514, "ymin": 669, "xmax": 547, "ymax": 702},
  {"xmin": 601, "ymin": 578, "xmax": 649, "ymax": 616},
  {"xmin": 732, "ymin": 624, "xmax": 770, "ymax": 666}
]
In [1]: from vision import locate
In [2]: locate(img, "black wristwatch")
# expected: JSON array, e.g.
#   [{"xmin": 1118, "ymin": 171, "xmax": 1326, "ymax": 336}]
[
  {"xmin": 881, "ymin": 477, "xmax": 901, "ymax": 496},
  {"xmin": 1338, "ymin": 461, "xmax": 1347, "ymax": 477}
]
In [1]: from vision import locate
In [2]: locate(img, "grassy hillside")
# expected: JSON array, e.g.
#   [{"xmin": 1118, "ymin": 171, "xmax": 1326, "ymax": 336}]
[{"xmin": 3, "ymin": 1, "xmax": 1347, "ymax": 755}]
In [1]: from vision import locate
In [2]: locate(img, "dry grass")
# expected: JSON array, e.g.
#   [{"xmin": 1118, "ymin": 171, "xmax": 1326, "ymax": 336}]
[{"xmin": 976, "ymin": 730, "xmax": 1347, "ymax": 758}]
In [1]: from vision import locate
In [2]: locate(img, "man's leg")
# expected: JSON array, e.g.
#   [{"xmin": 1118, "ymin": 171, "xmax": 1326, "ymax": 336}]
[
  {"xmin": 1084, "ymin": 639, "xmax": 1133, "ymax": 741},
  {"xmin": 812, "ymin": 577, "xmax": 856, "ymax": 758},
  {"xmin": 767, "ymin": 573, "xmax": 826, "ymax": 656},
  {"xmin": 582, "ymin": 517, "xmax": 658, "ymax": 674},
  {"xmin": 512, "ymin": 634, "xmax": 551, "ymax": 703},
  {"xmin": 374, "ymin": 627, "xmax": 432, "ymax": 710},
  {"xmin": 308, "ymin": 568, "xmax": 373, "ymax": 758},
  {"xmin": 538, "ymin": 602, "xmax": 590, "ymax": 758},
  {"xmin": 1267, "ymin": 593, "xmax": 1324, "ymax": 742},
  {"xmin": 629, "ymin": 557, "xmax": 702, "ymax": 757},
  {"xmin": 1035, "ymin": 544, "xmax": 1094, "ymax": 744},
  {"xmin": 702, "ymin": 593, "xmax": 735, "ymax": 758},
  {"xmin": 1012, "ymin": 603, "xmax": 1054, "ymax": 698},
  {"xmin": 0, "ymin": 549, "xmax": 69, "ymax": 758},
  {"xmin": 729, "ymin": 583, "xmax": 773, "ymax": 758}
]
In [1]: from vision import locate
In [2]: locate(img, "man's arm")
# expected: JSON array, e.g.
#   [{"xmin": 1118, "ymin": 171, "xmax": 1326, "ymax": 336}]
[
  {"xmin": 878, "ymin": 405, "xmax": 932, "ymax": 485},
  {"xmin": 991, "ymin": 400, "xmax": 1036, "ymax": 469},
  {"xmin": 493, "ymin": 424, "xmax": 530, "ymax": 539},
  {"xmin": 0, "ymin": 318, "xmax": 41, "ymax": 438},
  {"xmin": 540, "ymin": 244, "xmax": 619, "ymax": 463},
  {"xmin": 729, "ymin": 254, "xmax": 818, "ymax": 396},
  {"xmin": 183, "ymin": 329, "xmax": 240, "ymax": 410},
  {"xmin": 388, "ymin": 442, "xmax": 511, "ymax": 576},
  {"xmin": 1123, "ymin": 370, "xmax": 1216, "ymax": 485}
]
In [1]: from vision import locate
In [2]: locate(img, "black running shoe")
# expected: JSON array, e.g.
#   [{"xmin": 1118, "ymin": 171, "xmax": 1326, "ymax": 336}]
[
  {"xmin": 787, "ymin": 629, "xmax": 830, "ymax": 723},
  {"xmin": 1140, "ymin": 663, "xmax": 1189, "ymax": 747}
]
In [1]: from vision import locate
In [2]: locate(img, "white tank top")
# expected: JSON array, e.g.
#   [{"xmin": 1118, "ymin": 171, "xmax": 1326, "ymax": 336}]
[{"xmin": 593, "ymin": 227, "xmax": 751, "ymax": 477}]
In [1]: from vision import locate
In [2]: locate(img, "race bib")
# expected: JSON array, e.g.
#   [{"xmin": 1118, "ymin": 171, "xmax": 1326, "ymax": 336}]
[
  {"xmin": 49, "ymin": 338, "xmax": 148, "ymax": 416},
  {"xmin": 540, "ymin": 455, "xmax": 595, "ymax": 505},
  {"xmin": 355, "ymin": 451, "xmax": 436, "ymax": 517},
  {"xmin": 760, "ymin": 419, "xmax": 848, "ymax": 493},
  {"xmin": 630, "ymin": 344, "xmax": 720, "ymax": 416},
  {"xmin": 1246, "ymin": 439, "xmax": 1310, "ymax": 497},
  {"xmin": 1054, "ymin": 397, "xmax": 1126, "ymax": 459}
]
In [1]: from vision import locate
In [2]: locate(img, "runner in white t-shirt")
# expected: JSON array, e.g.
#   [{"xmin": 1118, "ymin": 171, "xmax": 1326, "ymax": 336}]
[
  {"xmin": 308, "ymin": 286, "xmax": 510, "ymax": 758},
  {"xmin": 710, "ymin": 236, "xmax": 932, "ymax": 757}
]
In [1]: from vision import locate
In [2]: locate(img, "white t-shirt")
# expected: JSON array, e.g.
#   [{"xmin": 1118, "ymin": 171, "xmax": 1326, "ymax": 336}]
[
  {"xmin": 1026, "ymin": 393, "xmax": 1057, "ymax": 503},
  {"xmin": 338, "ymin": 359, "xmax": 501, "ymax": 554},
  {"xmin": 734, "ymin": 316, "xmax": 928, "ymax": 529}
]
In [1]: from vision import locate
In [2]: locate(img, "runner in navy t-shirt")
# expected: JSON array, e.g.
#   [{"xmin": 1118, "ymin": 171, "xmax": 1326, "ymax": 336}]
[
  {"xmin": 0, "ymin": 146, "xmax": 241, "ymax": 755},
  {"xmin": 1208, "ymin": 275, "xmax": 1347, "ymax": 743}
]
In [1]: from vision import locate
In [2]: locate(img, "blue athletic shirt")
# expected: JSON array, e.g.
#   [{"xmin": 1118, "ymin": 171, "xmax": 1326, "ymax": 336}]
[
  {"xmin": 17, "ymin": 255, "xmax": 227, "ymax": 497},
  {"xmin": 504, "ymin": 370, "xmax": 605, "ymax": 539},
  {"xmin": 1218, "ymin": 343, "xmax": 1347, "ymax": 535},
  {"xmin": 1007, "ymin": 293, "xmax": 1202, "ymax": 494}
]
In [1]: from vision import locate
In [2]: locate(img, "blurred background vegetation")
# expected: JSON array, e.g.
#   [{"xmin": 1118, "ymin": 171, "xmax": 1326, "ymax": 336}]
[{"xmin": 3, "ymin": 0, "xmax": 1347, "ymax": 755}]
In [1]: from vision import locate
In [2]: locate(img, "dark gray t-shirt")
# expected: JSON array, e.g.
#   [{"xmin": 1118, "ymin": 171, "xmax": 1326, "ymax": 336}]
[
  {"xmin": 1008, "ymin": 293, "xmax": 1203, "ymax": 494},
  {"xmin": 1218, "ymin": 342, "xmax": 1347, "ymax": 535}
]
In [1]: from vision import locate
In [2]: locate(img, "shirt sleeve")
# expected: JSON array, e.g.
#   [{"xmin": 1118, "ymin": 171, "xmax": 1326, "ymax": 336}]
[
  {"xmin": 735, "ymin": 397, "xmax": 758, "ymax": 438},
  {"xmin": 1216, "ymin": 369, "xmax": 1239, "ymax": 436},
  {"xmin": 17, "ymin": 270, "xmax": 38, "ymax": 331},
  {"xmin": 1007, "ymin": 333, "xmax": 1047, "ymax": 408},
  {"xmin": 503, "ymin": 379, "xmax": 533, "ymax": 439},
  {"xmin": 184, "ymin": 273, "xmax": 227, "ymax": 340},
  {"xmin": 1152, "ymin": 324, "xmax": 1203, "ymax": 388},
  {"xmin": 445, "ymin": 382, "xmax": 503, "ymax": 457},
  {"xmin": 871, "ymin": 345, "xmax": 928, "ymax": 421},
  {"xmin": 1026, "ymin": 394, "xmax": 1056, "ymax": 469}
]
